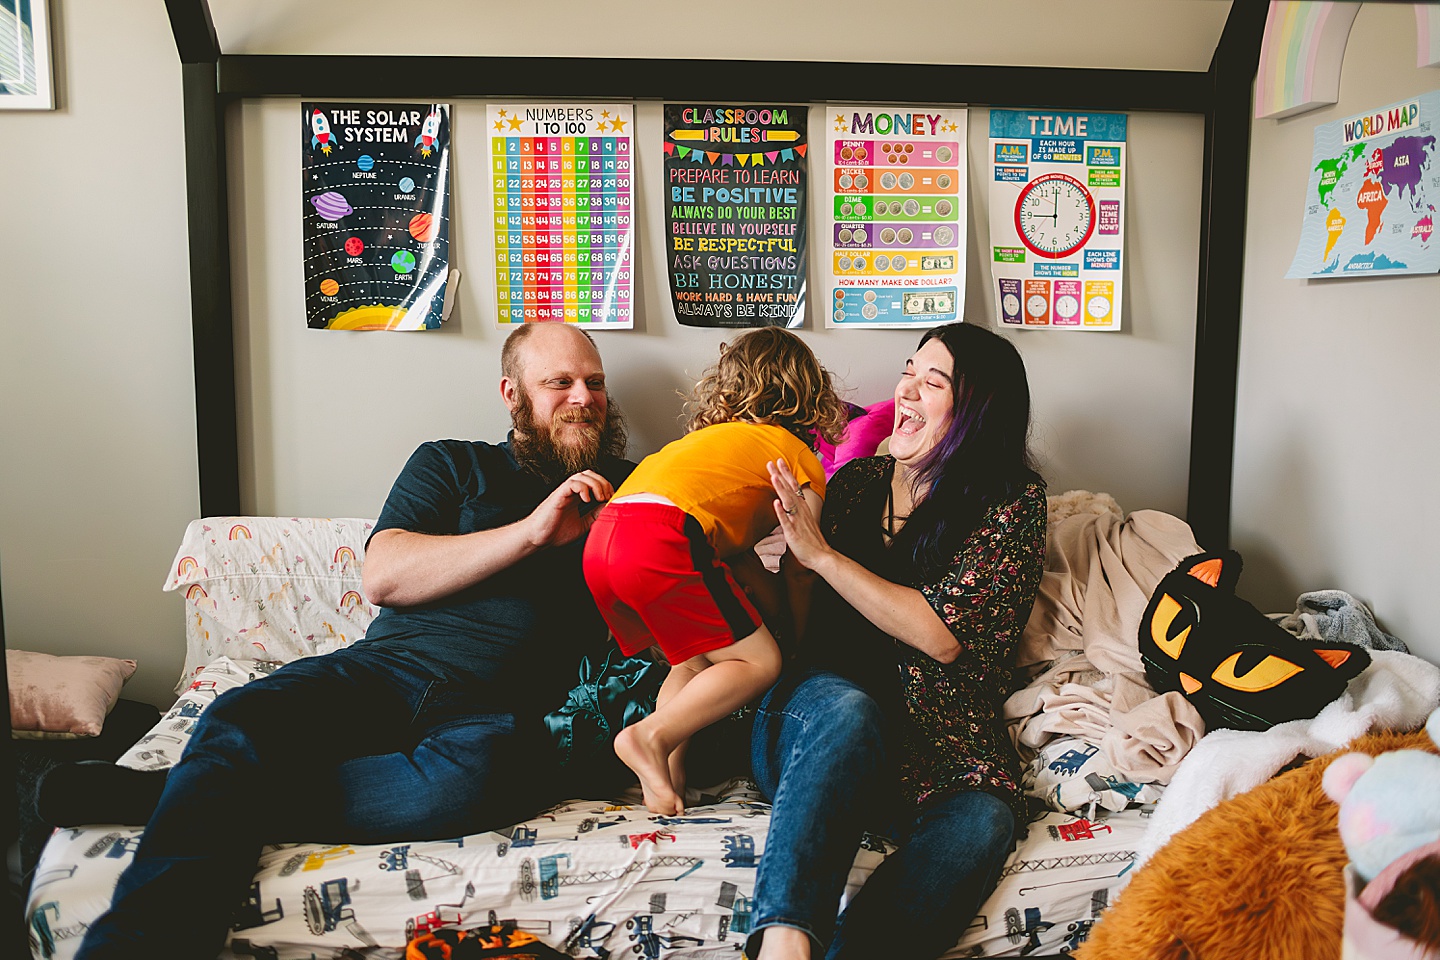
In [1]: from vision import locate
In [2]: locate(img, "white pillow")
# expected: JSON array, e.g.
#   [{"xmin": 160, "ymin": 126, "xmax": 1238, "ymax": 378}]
[{"xmin": 163, "ymin": 517, "xmax": 378, "ymax": 692}]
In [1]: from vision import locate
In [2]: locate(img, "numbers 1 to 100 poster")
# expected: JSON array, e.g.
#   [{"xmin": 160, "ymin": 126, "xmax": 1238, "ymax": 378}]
[{"xmin": 488, "ymin": 103, "xmax": 634, "ymax": 327}]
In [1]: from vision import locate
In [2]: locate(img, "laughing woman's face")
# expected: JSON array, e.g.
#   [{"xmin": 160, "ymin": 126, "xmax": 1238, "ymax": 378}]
[{"xmin": 889, "ymin": 338, "xmax": 955, "ymax": 469}]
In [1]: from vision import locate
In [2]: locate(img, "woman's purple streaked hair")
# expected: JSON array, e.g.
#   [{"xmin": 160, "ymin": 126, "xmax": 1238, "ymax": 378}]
[{"xmin": 896, "ymin": 322, "xmax": 1042, "ymax": 576}]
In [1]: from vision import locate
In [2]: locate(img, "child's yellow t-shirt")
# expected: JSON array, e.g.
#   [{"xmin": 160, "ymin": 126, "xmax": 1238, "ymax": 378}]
[{"xmin": 614, "ymin": 422, "xmax": 827, "ymax": 558}]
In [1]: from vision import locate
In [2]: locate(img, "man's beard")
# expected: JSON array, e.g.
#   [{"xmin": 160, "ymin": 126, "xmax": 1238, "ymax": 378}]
[{"xmin": 510, "ymin": 391, "xmax": 628, "ymax": 482}]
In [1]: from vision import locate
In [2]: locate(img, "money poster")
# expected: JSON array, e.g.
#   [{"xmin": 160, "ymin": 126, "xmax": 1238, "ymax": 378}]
[
  {"xmin": 664, "ymin": 104, "xmax": 808, "ymax": 328},
  {"xmin": 826, "ymin": 105, "xmax": 967, "ymax": 328},
  {"xmin": 988, "ymin": 109, "xmax": 1127, "ymax": 331},
  {"xmin": 488, "ymin": 103, "xmax": 635, "ymax": 326},
  {"xmin": 303, "ymin": 103, "xmax": 451, "ymax": 330}
]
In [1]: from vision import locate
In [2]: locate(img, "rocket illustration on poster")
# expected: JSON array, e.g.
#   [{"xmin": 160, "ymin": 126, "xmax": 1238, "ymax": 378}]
[{"xmin": 302, "ymin": 103, "xmax": 452, "ymax": 330}]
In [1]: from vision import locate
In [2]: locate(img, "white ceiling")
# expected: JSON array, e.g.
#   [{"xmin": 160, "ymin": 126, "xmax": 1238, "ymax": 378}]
[{"xmin": 208, "ymin": 0, "xmax": 1235, "ymax": 72}]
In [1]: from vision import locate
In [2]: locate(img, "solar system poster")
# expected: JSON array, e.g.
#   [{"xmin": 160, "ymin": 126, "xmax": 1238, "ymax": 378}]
[
  {"xmin": 303, "ymin": 102, "xmax": 451, "ymax": 331},
  {"xmin": 825, "ymin": 105, "xmax": 967, "ymax": 329},
  {"xmin": 487, "ymin": 102, "xmax": 635, "ymax": 328},
  {"xmin": 988, "ymin": 109, "xmax": 1127, "ymax": 332},
  {"xmin": 664, "ymin": 104, "xmax": 807, "ymax": 328}
]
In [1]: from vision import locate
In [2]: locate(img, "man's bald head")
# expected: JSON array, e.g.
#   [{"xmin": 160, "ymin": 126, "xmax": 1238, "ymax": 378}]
[{"xmin": 501, "ymin": 322, "xmax": 598, "ymax": 384}]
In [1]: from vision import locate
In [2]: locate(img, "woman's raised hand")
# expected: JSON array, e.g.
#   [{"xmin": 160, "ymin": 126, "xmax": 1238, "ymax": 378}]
[{"xmin": 767, "ymin": 460, "xmax": 829, "ymax": 571}]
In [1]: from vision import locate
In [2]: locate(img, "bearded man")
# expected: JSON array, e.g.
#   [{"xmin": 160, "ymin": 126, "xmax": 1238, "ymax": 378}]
[{"xmin": 55, "ymin": 323, "xmax": 637, "ymax": 960}]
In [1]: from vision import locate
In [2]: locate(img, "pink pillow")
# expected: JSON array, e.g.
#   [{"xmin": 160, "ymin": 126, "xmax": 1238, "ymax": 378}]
[
  {"xmin": 816, "ymin": 399, "xmax": 895, "ymax": 477},
  {"xmin": 7, "ymin": 650, "xmax": 137, "ymax": 738}
]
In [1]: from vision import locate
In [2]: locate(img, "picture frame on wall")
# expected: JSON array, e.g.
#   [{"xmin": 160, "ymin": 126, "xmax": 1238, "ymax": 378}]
[{"xmin": 1, "ymin": 0, "xmax": 53, "ymax": 110}]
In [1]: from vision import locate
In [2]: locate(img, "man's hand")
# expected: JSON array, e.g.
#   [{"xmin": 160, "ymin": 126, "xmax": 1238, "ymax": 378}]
[
  {"xmin": 753, "ymin": 525, "xmax": 788, "ymax": 574},
  {"xmin": 526, "ymin": 470, "xmax": 614, "ymax": 548}
]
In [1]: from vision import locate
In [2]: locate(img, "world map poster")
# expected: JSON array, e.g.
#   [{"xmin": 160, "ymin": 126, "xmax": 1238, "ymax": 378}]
[{"xmin": 1287, "ymin": 90, "xmax": 1440, "ymax": 279}]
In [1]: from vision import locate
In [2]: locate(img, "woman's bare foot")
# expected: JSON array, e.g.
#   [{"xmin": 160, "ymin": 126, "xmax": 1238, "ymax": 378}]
[{"xmin": 615, "ymin": 724, "xmax": 683, "ymax": 815}]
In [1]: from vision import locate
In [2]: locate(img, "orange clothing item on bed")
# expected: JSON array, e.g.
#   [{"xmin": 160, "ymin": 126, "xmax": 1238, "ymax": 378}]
[{"xmin": 614, "ymin": 422, "xmax": 827, "ymax": 558}]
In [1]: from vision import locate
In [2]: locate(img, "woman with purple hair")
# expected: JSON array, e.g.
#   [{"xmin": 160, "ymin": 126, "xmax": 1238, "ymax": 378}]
[{"xmin": 748, "ymin": 322, "xmax": 1047, "ymax": 960}]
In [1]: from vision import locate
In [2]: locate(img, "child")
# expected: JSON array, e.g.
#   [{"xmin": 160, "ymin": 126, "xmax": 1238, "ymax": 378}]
[{"xmin": 583, "ymin": 328, "xmax": 849, "ymax": 814}]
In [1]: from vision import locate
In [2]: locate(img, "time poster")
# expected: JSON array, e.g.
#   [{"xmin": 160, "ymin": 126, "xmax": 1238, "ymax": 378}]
[
  {"xmin": 303, "ymin": 102, "xmax": 451, "ymax": 330},
  {"xmin": 825, "ymin": 104, "xmax": 967, "ymax": 329},
  {"xmin": 664, "ymin": 104, "xmax": 807, "ymax": 328},
  {"xmin": 988, "ymin": 109, "xmax": 1127, "ymax": 331}
]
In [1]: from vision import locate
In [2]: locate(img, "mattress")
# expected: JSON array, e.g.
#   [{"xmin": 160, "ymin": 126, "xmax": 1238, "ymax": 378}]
[{"xmin": 26, "ymin": 658, "xmax": 1149, "ymax": 959}]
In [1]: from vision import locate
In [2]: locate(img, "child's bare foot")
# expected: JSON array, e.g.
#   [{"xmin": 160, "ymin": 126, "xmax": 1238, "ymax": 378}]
[
  {"xmin": 616, "ymin": 724, "xmax": 683, "ymax": 815},
  {"xmin": 668, "ymin": 750, "xmax": 688, "ymax": 809}
]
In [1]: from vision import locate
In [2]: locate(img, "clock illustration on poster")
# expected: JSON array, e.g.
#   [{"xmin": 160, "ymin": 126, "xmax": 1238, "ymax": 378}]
[
  {"xmin": 302, "ymin": 102, "xmax": 452, "ymax": 330},
  {"xmin": 1014, "ymin": 172, "xmax": 1096, "ymax": 259}
]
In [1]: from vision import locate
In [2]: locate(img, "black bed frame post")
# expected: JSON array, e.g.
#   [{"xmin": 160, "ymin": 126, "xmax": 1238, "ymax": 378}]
[
  {"xmin": 1188, "ymin": 0, "xmax": 1268, "ymax": 550},
  {"xmin": 168, "ymin": 0, "xmax": 240, "ymax": 517}
]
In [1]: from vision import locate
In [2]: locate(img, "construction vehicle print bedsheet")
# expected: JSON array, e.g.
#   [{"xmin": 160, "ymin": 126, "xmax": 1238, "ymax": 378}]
[{"xmin": 25, "ymin": 657, "xmax": 1152, "ymax": 960}]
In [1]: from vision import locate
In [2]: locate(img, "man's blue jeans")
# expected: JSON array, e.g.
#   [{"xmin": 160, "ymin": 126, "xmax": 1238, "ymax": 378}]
[
  {"xmin": 749, "ymin": 669, "xmax": 1016, "ymax": 959},
  {"xmin": 76, "ymin": 644, "xmax": 549, "ymax": 960}
]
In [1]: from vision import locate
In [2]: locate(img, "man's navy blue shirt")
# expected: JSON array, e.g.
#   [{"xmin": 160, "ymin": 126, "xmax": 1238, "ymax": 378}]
[{"xmin": 362, "ymin": 438, "xmax": 635, "ymax": 711}]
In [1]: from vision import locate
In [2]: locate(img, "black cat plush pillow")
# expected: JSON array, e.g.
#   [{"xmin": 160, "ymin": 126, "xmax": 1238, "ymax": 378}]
[{"xmin": 1139, "ymin": 551, "xmax": 1370, "ymax": 732}]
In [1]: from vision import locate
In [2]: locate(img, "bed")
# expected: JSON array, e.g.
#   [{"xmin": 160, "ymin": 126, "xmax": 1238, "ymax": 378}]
[{"xmin": 25, "ymin": 513, "xmax": 1165, "ymax": 960}]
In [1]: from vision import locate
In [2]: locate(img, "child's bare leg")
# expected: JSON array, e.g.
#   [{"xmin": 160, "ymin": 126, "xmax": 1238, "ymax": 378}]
[
  {"xmin": 668, "ymin": 738, "xmax": 690, "ymax": 807},
  {"xmin": 615, "ymin": 627, "xmax": 783, "ymax": 815}
]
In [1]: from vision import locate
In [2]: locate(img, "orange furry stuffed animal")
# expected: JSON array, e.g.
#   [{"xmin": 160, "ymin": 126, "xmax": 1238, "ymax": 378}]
[{"xmin": 1075, "ymin": 726, "xmax": 1437, "ymax": 960}]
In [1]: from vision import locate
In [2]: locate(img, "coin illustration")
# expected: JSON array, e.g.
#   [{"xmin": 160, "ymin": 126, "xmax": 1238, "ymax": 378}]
[
  {"xmin": 840, "ymin": 202, "xmax": 852, "ymax": 216},
  {"xmin": 936, "ymin": 146, "xmax": 953, "ymax": 163},
  {"xmin": 874, "ymin": 255, "xmax": 890, "ymax": 271},
  {"xmin": 853, "ymin": 227, "xmax": 867, "ymax": 243},
  {"xmin": 903, "ymin": 199, "xmax": 919, "ymax": 216},
  {"xmin": 903, "ymin": 143, "xmax": 913, "ymax": 153},
  {"xmin": 840, "ymin": 146, "xmax": 854, "ymax": 161},
  {"xmin": 834, "ymin": 289, "xmax": 846, "ymax": 300},
  {"xmin": 839, "ymin": 174, "xmax": 853, "ymax": 190},
  {"xmin": 899, "ymin": 173, "xmax": 914, "ymax": 189},
  {"xmin": 837, "ymin": 256, "xmax": 852, "ymax": 270},
  {"xmin": 863, "ymin": 290, "xmax": 877, "ymax": 302},
  {"xmin": 853, "ymin": 256, "xmax": 867, "ymax": 270},
  {"xmin": 838, "ymin": 227, "xmax": 853, "ymax": 243},
  {"xmin": 935, "ymin": 199, "xmax": 953, "ymax": 217},
  {"xmin": 854, "ymin": 174, "xmax": 869, "ymax": 189},
  {"xmin": 933, "ymin": 225, "xmax": 954, "ymax": 246},
  {"xmin": 937, "ymin": 174, "xmax": 952, "ymax": 189},
  {"xmin": 853, "ymin": 201, "xmax": 867, "ymax": 216},
  {"xmin": 880, "ymin": 172, "xmax": 897, "ymax": 189},
  {"xmin": 880, "ymin": 228, "xmax": 896, "ymax": 244},
  {"xmin": 861, "ymin": 303, "xmax": 879, "ymax": 320},
  {"xmin": 834, "ymin": 309, "xmax": 847, "ymax": 322},
  {"xmin": 855, "ymin": 147, "xmax": 867, "ymax": 161},
  {"xmin": 891, "ymin": 255, "xmax": 908, "ymax": 270},
  {"xmin": 897, "ymin": 228, "xmax": 913, "ymax": 243}
]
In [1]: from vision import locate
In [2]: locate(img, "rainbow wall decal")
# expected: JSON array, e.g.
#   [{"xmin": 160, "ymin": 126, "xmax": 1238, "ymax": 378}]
[
  {"xmin": 334, "ymin": 546, "xmax": 357, "ymax": 566},
  {"xmin": 1420, "ymin": 3, "xmax": 1440, "ymax": 68},
  {"xmin": 1256, "ymin": 1, "xmax": 1362, "ymax": 120},
  {"xmin": 228, "ymin": 524, "xmax": 252, "ymax": 540},
  {"xmin": 340, "ymin": 591, "xmax": 364, "ymax": 609}
]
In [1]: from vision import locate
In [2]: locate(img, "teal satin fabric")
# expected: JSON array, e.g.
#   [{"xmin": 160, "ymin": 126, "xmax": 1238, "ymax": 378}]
[{"xmin": 544, "ymin": 648, "xmax": 668, "ymax": 767}]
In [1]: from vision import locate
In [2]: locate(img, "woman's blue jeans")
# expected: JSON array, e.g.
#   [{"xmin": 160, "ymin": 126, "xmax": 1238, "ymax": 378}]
[
  {"xmin": 75, "ymin": 644, "xmax": 550, "ymax": 960},
  {"xmin": 748, "ymin": 669, "xmax": 1016, "ymax": 960}
]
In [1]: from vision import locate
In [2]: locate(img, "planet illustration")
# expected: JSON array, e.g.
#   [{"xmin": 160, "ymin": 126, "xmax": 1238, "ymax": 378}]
[
  {"xmin": 408, "ymin": 212, "xmax": 438, "ymax": 242},
  {"xmin": 391, "ymin": 250, "xmax": 417, "ymax": 274},
  {"xmin": 319, "ymin": 278, "xmax": 340, "ymax": 296},
  {"xmin": 310, "ymin": 191, "xmax": 353, "ymax": 221},
  {"xmin": 357, "ymin": 155, "xmax": 374, "ymax": 171},
  {"xmin": 344, "ymin": 236, "xmax": 364, "ymax": 256},
  {"xmin": 399, "ymin": 177, "xmax": 415, "ymax": 193}
]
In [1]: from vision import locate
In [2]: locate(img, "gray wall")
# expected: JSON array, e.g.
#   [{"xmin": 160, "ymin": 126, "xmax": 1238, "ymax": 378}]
[
  {"xmin": 1232, "ymin": 1, "xmax": 1440, "ymax": 663},
  {"xmin": 20, "ymin": 1, "xmax": 1425, "ymax": 709}
]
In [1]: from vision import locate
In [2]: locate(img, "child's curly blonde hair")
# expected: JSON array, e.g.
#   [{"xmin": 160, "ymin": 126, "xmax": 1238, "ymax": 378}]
[{"xmin": 686, "ymin": 327, "xmax": 850, "ymax": 447}]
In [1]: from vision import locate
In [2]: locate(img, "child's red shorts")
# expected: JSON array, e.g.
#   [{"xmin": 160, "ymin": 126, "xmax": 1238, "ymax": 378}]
[{"xmin": 582, "ymin": 501, "xmax": 763, "ymax": 664}]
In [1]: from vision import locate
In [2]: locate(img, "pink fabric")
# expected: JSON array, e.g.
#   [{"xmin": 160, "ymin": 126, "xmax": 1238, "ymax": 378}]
[
  {"xmin": 1344, "ymin": 859, "xmax": 1440, "ymax": 960},
  {"xmin": 7, "ymin": 649, "xmax": 136, "ymax": 736}
]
